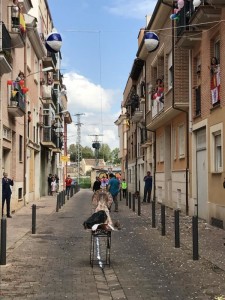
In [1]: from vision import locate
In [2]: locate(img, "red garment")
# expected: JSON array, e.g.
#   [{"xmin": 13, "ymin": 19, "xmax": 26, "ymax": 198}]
[{"xmin": 65, "ymin": 178, "xmax": 72, "ymax": 186}]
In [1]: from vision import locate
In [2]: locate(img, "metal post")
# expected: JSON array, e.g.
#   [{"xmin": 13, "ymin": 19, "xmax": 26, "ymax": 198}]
[
  {"xmin": 0, "ymin": 218, "xmax": 7, "ymax": 265},
  {"xmin": 59, "ymin": 192, "xmax": 62, "ymax": 209},
  {"xmin": 126, "ymin": 191, "xmax": 128, "ymax": 206},
  {"xmin": 152, "ymin": 200, "xmax": 156, "ymax": 228},
  {"xmin": 132, "ymin": 194, "xmax": 135, "ymax": 212},
  {"xmin": 119, "ymin": 189, "xmax": 122, "ymax": 201},
  {"xmin": 192, "ymin": 216, "xmax": 199, "ymax": 260},
  {"xmin": 161, "ymin": 204, "xmax": 165, "ymax": 236},
  {"xmin": 174, "ymin": 210, "xmax": 180, "ymax": 248},
  {"xmin": 56, "ymin": 194, "xmax": 59, "ymax": 212},
  {"xmin": 32, "ymin": 204, "xmax": 36, "ymax": 234},
  {"xmin": 129, "ymin": 192, "xmax": 131, "ymax": 209},
  {"xmin": 138, "ymin": 195, "xmax": 141, "ymax": 216}
]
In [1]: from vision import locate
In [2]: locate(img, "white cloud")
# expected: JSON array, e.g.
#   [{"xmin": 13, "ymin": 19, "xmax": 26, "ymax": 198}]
[
  {"xmin": 64, "ymin": 72, "xmax": 120, "ymax": 150},
  {"xmin": 104, "ymin": 0, "xmax": 156, "ymax": 20}
]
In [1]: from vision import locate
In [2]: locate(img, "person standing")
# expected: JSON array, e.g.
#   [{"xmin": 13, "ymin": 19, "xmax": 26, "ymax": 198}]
[
  {"xmin": 143, "ymin": 171, "xmax": 152, "ymax": 203},
  {"xmin": 93, "ymin": 177, "xmax": 101, "ymax": 192},
  {"xmin": 121, "ymin": 178, "xmax": 127, "ymax": 199},
  {"xmin": 2, "ymin": 172, "xmax": 14, "ymax": 218},
  {"xmin": 108, "ymin": 173, "xmax": 120, "ymax": 212},
  {"xmin": 47, "ymin": 174, "xmax": 52, "ymax": 195},
  {"xmin": 51, "ymin": 176, "xmax": 57, "ymax": 196},
  {"xmin": 65, "ymin": 175, "xmax": 72, "ymax": 197}
]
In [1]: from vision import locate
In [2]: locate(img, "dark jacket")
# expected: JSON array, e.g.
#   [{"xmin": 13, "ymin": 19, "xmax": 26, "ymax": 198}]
[
  {"xmin": 93, "ymin": 180, "xmax": 101, "ymax": 192},
  {"xmin": 2, "ymin": 178, "xmax": 14, "ymax": 196}
]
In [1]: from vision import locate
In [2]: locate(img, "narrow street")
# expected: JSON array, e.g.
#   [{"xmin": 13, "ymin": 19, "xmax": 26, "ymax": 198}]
[{"xmin": 1, "ymin": 189, "xmax": 225, "ymax": 299}]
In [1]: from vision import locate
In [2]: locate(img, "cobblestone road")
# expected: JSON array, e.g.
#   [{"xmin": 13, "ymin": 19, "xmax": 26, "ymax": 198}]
[{"xmin": 1, "ymin": 189, "xmax": 225, "ymax": 299}]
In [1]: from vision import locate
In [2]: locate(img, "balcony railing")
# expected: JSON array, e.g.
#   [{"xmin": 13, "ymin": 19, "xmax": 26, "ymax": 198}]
[
  {"xmin": 8, "ymin": 86, "xmax": 26, "ymax": 117},
  {"xmin": 41, "ymin": 127, "xmax": 57, "ymax": 148},
  {"xmin": 8, "ymin": 6, "xmax": 26, "ymax": 48},
  {"xmin": 0, "ymin": 22, "xmax": 13, "ymax": 75},
  {"xmin": 42, "ymin": 51, "xmax": 57, "ymax": 69}
]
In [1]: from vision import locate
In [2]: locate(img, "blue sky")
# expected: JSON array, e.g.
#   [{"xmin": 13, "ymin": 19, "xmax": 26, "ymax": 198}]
[{"xmin": 47, "ymin": 0, "xmax": 157, "ymax": 149}]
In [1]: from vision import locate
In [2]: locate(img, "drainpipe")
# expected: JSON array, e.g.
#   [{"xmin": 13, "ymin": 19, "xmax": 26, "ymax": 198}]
[
  {"xmin": 171, "ymin": 19, "xmax": 189, "ymax": 215},
  {"xmin": 23, "ymin": 34, "xmax": 27, "ymax": 204},
  {"xmin": 144, "ymin": 61, "xmax": 157, "ymax": 203},
  {"xmin": 135, "ymin": 123, "xmax": 138, "ymax": 192}
]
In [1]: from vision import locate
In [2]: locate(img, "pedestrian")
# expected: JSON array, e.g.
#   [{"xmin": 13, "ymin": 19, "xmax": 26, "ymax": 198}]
[
  {"xmin": 93, "ymin": 176, "xmax": 101, "ymax": 192},
  {"xmin": 121, "ymin": 178, "xmax": 127, "ymax": 199},
  {"xmin": 55, "ymin": 174, "xmax": 59, "ymax": 193},
  {"xmin": 108, "ymin": 173, "xmax": 120, "ymax": 212},
  {"xmin": 51, "ymin": 176, "xmax": 57, "ymax": 196},
  {"xmin": 65, "ymin": 174, "xmax": 72, "ymax": 197},
  {"xmin": 47, "ymin": 173, "xmax": 52, "ymax": 195},
  {"xmin": 100, "ymin": 176, "xmax": 108, "ymax": 189},
  {"xmin": 2, "ymin": 172, "xmax": 14, "ymax": 218},
  {"xmin": 143, "ymin": 171, "xmax": 152, "ymax": 203}
]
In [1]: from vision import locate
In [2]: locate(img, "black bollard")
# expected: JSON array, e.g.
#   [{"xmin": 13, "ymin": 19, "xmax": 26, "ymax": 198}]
[
  {"xmin": 192, "ymin": 216, "xmax": 199, "ymax": 260},
  {"xmin": 174, "ymin": 210, "xmax": 180, "ymax": 248},
  {"xmin": 59, "ymin": 192, "xmax": 62, "ymax": 209},
  {"xmin": 126, "ymin": 192, "xmax": 128, "ymax": 206},
  {"xmin": 161, "ymin": 204, "xmax": 166, "ymax": 236},
  {"xmin": 152, "ymin": 200, "xmax": 156, "ymax": 228},
  {"xmin": 132, "ymin": 194, "xmax": 135, "ymax": 212},
  {"xmin": 129, "ymin": 192, "xmax": 131, "ymax": 209},
  {"xmin": 120, "ymin": 189, "xmax": 122, "ymax": 201},
  {"xmin": 56, "ymin": 194, "xmax": 59, "ymax": 212},
  {"xmin": 138, "ymin": 195, "xmax": 141, "ymax": 216},
  {"xmin": 0, "ymin": 217, "xmax": 7, "ymax": 265},
  {"xmin": 32, "ymin": 204, "xmax": 36, "ymax": 234}
]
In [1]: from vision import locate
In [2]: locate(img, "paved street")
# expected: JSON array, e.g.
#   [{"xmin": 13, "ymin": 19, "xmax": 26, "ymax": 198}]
[{"xmin": 1, "ymin": 189, "xmax": 225, "ymax": 299}]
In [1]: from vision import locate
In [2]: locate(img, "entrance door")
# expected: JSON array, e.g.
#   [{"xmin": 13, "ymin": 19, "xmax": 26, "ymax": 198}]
[{"xmin": 196, "ymin": 129, "xmax": 208, "ymax": 219}]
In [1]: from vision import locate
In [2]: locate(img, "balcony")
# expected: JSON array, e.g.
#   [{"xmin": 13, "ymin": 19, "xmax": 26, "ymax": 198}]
[
  {"xmin": 189, "ymin": 6, "xmax": 221, "ymax": 30},
  {"xmin": 18, "ymin": 0, "xmax": 33, "ymax": 14},
  {"xmin": 25, "ymin": 14, "xmax": 46, "ymax": 59},
  {"xmin": 8, "ymin": 6, "xmax": 26, "ymax": 48},
  {"xmin": 41, "ymin": 127, "xmax": 57, "ymax": 149},
  {"xmin": 42, "ymin": 85, "xmax": 52, "ymax": 100},
  {"xmin": 42, "ymin": 51, "xmax": 57, "ymax": 70},
  {"xmin": 8, "ymin": 91, "xmax": 26, "ymax": 117},
  {"xmin": 131, "ymin": 107, "xmax": 143, "ymax": 123},
  {"xmin": 0, "ymin": 23, "xmax": 13, "ymax": 75}
]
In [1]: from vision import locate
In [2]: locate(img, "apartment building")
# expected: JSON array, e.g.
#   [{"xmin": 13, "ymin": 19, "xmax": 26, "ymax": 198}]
[
  {"xmin": 116, "ymin": 0, "xmax": 225, "ymax": 227},
  {"xmin": 0, "ymin": 0, "xmax": 71, "ymax": 213}
]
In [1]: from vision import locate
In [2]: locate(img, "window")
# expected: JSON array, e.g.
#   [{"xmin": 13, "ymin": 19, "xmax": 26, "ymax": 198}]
[
  {"xmin": 214, "ymin": 39, "xmax": 220, "ymax": 63},
  {"xmin": 3, "ymin": 126, "xmax": 12, "ymax": 141},
  {"xmin": 178, "ymin": 124, "xmax": 185, "ymax": 158},
  {"xmin": 210, "ymin": 124, "xmax": 223, "ymax": 173},
  {"xmin": 19, "ymin": 135, "xmax": 23, "ymax": 162},
  {"xmin": 168, "ymin": 51, "xmax": 173, "ymax": 89}
]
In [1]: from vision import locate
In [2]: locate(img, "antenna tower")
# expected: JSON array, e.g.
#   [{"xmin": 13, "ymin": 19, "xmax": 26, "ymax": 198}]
[
  {"xmin": 74, "ymin": 113, "xmax": 84, "ymax": 184},
  {"xmin": 89, "ymin": 134, "xmax": 103, "ymax": 166}
]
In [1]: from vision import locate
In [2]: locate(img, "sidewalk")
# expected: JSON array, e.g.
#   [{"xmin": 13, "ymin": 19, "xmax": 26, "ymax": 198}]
[
  {"xmin": 125, "ymin": 197, "xmax": 225, "ymax": 272},
  {"xmin": 3, "ymin": 195, "xmax": 57, "ymax": 253}
]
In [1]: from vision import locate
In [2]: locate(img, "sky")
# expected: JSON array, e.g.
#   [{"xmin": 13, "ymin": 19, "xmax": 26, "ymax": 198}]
[{"xmin": 47, "ymin": 0, "xmax": 157, "ymax": 150}]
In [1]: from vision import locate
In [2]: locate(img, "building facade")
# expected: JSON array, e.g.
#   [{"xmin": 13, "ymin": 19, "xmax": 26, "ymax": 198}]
[
  {"xmin": 0, "ymin": 0, "xmax": 71, "ymax": 214},
  {"xmin": 116, "ymin": 0, "xmax": 225, "ymax": 228}
]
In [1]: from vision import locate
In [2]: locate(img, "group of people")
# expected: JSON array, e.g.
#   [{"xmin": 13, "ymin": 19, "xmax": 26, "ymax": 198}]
[{"xmin": 92, "ymin": 171, "xmax": 153, "ymax": 212}]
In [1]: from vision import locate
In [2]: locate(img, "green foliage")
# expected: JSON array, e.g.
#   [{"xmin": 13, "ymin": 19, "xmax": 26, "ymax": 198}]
[
  {"xmin": 79, "ymin": 176, "xmax": 91, "ymax": 189},
  {"xmin": 68, "ymin": 143, "xmax": 121, "ymax": 166}
]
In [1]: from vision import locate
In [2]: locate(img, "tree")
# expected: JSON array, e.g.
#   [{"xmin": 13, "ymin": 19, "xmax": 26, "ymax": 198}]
[
  {"xmin": 111, "ymin": 148, "xmax": 120, "ymax": 165},
  {"xmin": 82, "ymin": 146, "xmax": 94, "ymax": 158},
  {"xmin": 98, "ymin": 143, "xmax": 111, "ymax": 162}
]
